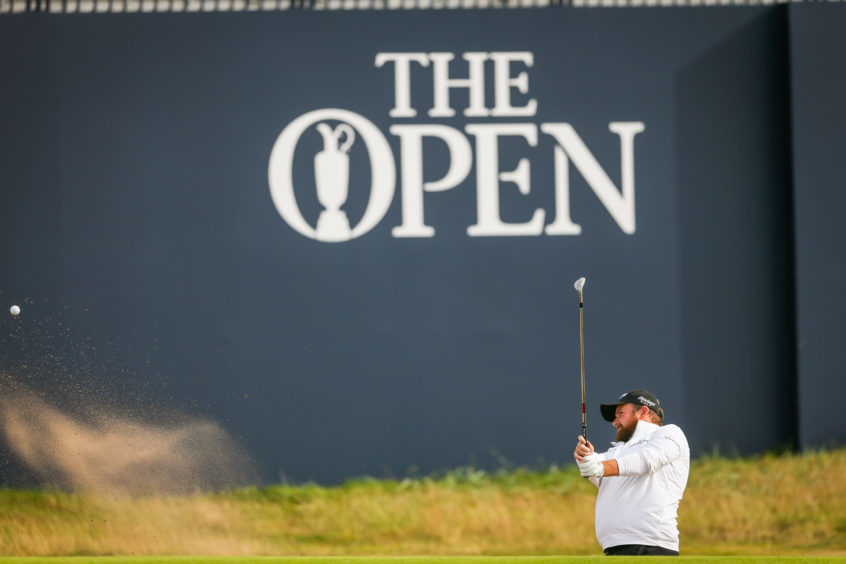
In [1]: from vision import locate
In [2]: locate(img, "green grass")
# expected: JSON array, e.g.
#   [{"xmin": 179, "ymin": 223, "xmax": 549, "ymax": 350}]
[
  {"xmin": 1, "ymin": 449, "xmax": 844, "ymax": 558},
  {"xmin": 0, "ymin": 557, "xmax": 844, "ymax": 563}
]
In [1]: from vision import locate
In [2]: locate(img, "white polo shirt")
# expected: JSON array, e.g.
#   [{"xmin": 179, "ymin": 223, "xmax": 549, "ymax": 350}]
[{"xmin": 591, "ymin": 419, "xmax": 690, "ymax": 552}]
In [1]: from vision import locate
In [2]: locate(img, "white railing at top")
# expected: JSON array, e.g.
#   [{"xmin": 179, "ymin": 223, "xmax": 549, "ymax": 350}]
[{"xmin": 0, "ymin": 0, "xmax": 835, "ymax": 14}]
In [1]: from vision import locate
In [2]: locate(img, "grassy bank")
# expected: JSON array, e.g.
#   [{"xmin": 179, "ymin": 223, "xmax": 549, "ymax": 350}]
[
  {"xmin": 0, "ymin": 558, "xmax": 844, "ymax": 564},
  {"xmin": 0, "ymin": 449, "xmax": 844, "ymax": 557}
]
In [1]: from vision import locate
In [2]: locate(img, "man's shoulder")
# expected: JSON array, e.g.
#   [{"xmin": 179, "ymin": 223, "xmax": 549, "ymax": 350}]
[{"xmin": 651, "ymin": 424, "xmax": 690, "ymax": 449}]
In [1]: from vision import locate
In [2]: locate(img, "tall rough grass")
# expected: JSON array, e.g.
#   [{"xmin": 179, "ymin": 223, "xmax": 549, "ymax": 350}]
[
  {"xmin": 681, "ymin": 448, "xmax": 846, "ymax": 554},
  {"xmin": 1, "ymin": 449, "xmax": 844, "ymax": 557}
]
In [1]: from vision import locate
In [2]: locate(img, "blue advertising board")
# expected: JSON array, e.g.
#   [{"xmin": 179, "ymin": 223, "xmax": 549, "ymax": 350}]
[{"xmin": 0, "ymin": 5, "xmax": 834, "ymax": 486}]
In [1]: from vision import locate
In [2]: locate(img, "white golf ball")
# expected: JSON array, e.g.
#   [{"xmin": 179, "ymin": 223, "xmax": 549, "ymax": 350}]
[{"xmin": 10, "ymin": 305, "xmax": 20, "ymax": 316}]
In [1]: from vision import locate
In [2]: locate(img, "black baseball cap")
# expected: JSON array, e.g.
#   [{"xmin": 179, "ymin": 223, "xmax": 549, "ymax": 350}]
[{"xmin": 600, "ymin": 390, "xmax": 663, "ymax": 422}]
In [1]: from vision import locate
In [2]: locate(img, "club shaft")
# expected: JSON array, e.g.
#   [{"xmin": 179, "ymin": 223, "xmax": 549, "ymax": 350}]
[{"xmin": 579, "ymin": 291, "xmax": 586, "ymax": 440}]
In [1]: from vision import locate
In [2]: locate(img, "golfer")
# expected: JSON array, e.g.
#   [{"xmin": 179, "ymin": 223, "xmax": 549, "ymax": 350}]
[{"xmin": 573, "ymin": 390, "xmax": 690, "ymax": 556}]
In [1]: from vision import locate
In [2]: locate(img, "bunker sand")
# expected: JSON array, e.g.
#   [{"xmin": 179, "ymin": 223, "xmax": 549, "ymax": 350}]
[{"xmin": 0, "ymin": 384, "xmax": 256, "ymax": 496}]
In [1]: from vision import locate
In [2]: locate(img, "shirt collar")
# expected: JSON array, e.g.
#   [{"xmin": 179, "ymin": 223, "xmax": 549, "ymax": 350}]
[
  {"xmin": 610, "ymin": 419, "xmax": 660, "ymax": 448},
  {"xmin": 631, "ymin": 418, "xmax": 659, "ymax": 441}
]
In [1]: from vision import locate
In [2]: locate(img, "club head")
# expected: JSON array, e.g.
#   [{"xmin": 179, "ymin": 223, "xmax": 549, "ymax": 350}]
[{"xmin": 574, "ymin": 277, "xmax": 586, "ymax": 292}]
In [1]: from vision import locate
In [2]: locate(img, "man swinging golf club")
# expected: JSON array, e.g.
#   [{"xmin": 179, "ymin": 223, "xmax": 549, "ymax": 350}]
[{"xmin": 574, "ymin": 390, "xmax": 690, "ymax": 556}]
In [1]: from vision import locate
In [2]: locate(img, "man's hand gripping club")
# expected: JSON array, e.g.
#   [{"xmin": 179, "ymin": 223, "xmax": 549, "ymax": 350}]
[{"xmin": 574, "ymin": 435, "xmax": 604, "ymax": 479}]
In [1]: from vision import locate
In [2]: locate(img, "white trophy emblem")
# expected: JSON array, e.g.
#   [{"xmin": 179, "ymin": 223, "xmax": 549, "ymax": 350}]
[{"xmin": 314, "ymin": 122, "xmax": 355, "ymax": 241}]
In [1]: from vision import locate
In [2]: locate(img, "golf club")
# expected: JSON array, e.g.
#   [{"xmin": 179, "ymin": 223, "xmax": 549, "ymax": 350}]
[{"xmin": 574, "ymin": 277, "xmax": 587, "ymax": 441}]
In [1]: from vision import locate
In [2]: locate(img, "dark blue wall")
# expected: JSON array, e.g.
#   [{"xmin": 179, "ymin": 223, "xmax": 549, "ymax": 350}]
[
  {"xmin": 675, "ymin": 9, "xmax": 796, "ymax": 455},
  {"xmin": 790, "ymin": 5, "xmax": 846, "ymax": 451},
  {"xmin": 0, "ymin": 5, "xmax": 842, "ymax": 485}
]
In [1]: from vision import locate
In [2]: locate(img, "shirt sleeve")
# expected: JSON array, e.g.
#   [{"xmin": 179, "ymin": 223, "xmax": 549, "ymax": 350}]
[{"xmin": 615, "ymin": 426, "xmax": 685, "ymax": 476}]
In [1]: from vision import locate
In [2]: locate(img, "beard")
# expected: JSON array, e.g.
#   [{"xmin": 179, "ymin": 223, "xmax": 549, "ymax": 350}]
[{"xmin": 615, "ymin": 419, "xmax": 638, "ymax": 442}]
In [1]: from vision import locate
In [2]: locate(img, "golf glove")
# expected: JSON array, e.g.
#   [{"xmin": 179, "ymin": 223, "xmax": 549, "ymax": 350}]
[{"xmin": 578, "ymin": 453, "xmax": 604, "ymax": 478}]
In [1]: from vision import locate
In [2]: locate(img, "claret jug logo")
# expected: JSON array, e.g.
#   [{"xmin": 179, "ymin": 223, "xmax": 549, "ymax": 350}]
[
  {"xmin": 268, "ymin": 51, "xmax": 644, "ymax": 243},
  {"xmin": 268, "ymin": 109, "xmax": 396, "ymax": 242}
]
